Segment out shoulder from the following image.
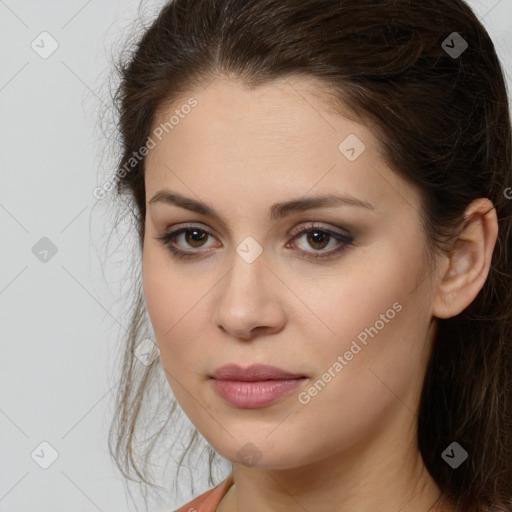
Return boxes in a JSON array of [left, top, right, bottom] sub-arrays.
[[173, 473, 234, 512]]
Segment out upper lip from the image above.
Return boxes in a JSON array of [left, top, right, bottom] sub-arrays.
[[211, 364, 306, 381]]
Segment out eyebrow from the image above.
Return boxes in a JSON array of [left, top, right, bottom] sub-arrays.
[[148, 190, 375, 220]]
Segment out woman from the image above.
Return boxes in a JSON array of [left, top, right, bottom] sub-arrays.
[[106, 0, 512, 510]]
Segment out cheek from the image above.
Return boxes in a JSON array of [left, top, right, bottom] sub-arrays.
[[142, 247, 184, 351], [142, 248, 171, 335], [312, 252, 415, 323], [298, 238, 430, 378], [286, 255, 430, 457], [142, 246, 210, 374]]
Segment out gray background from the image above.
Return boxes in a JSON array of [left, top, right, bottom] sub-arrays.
[[1, 0, 511, 510]]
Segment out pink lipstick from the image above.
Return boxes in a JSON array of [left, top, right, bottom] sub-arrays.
[[210, 364, 307, 408]]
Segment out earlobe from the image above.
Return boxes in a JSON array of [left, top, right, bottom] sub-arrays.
[[432, 198, 498, 320]]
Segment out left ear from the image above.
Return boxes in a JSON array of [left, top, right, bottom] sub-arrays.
[[432, 198, 499, 319]]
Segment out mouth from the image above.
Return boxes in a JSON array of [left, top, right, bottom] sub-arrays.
[[210, 363, 307, 381], [210, 364, 308, 408]]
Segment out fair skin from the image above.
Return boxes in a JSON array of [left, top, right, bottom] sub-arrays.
[[141, 75, 498, 512]]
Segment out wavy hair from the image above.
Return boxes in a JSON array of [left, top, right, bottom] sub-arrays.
[[104, 1, 512, 510]]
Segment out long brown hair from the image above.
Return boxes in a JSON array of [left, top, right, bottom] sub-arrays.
[[104, 0, 512, 510]]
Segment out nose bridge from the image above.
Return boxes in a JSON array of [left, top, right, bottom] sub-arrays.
[[214, 238, 285, 338], [223, 238, 268, 305]]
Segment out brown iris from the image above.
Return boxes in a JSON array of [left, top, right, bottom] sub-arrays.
[[185, 229, 208, 248], [306, 230, 330, 251]]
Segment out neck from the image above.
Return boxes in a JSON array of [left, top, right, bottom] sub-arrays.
[[217, 404, 448, 512]]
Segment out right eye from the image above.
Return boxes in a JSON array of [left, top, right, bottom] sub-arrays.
[[155, 225, 219, 259]]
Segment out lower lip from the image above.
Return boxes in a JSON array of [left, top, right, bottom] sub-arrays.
[[211, 378, 307, 408]]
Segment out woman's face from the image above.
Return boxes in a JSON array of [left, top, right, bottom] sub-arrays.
[[142, 75, 438, 470]]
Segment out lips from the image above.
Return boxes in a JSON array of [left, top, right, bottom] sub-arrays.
[[210, 364, 308, 408], [210, 363, 306, 381]]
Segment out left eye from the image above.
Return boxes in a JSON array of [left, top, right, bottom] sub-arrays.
[[292, 228, 342, 252], [155, 223, 354, 261]]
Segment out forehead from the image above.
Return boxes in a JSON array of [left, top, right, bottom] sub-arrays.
[[144, 75, 418, 217], [150, 75, 365, 154]]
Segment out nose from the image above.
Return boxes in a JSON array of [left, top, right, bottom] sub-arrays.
[[214, 250, 286, 341]]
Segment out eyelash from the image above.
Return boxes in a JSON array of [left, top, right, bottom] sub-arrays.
[[154, 223, 354, 262]]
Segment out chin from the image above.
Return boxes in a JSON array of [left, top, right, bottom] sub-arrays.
[[212, 436, 308, 470]]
